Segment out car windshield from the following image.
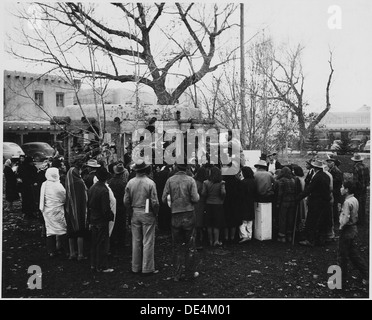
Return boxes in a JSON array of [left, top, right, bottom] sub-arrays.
[[4, 143, 21, 149]]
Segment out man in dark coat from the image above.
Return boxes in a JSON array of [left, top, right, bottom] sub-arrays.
[[153, 164, 172, 233], [351, 153, 370, 226], [298, 159, 331, 247], [3, 159, 19, 212], [326, 156, 343, 228], [83, 159, 101, 189], [267, 152, 283, 174], [108, 163, 128, 254], [87, 166, 115, 273]]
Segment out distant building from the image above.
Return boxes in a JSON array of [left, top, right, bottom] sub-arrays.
[[3, 69, 213, 161], [316, 105, 371, 148], [3, 70, 79, 146]]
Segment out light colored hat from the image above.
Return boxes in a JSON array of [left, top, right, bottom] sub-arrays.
[[86, 159, 101, 168], [254, 159, 268, 168], [351, 153, 364, 162], [310, 159, 324, 169]]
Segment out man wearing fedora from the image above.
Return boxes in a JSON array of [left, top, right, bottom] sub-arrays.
[[351, 153, 370, 225], [108, 163, 128, 254], [298, 159, 331, 247], [326, 155, 344, 229], [254, 159, 275, 203], [267, 152, 283, 175], [162, 163, 200, 281], [83, 159, 101, 189], [124, 160, 159, 275], [304, 159, 315, 188], [87, 166, 115, 273]]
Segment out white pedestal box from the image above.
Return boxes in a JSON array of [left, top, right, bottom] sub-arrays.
[[254, 202, 272, 240]]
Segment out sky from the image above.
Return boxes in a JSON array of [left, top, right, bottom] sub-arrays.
[[1, 0, 372, 114]]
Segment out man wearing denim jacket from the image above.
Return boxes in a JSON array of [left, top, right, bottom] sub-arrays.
[[162, 163, 200, 281], [124, 160, 159, 275]]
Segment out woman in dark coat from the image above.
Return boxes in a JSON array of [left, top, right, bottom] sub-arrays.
[[222, 172, 241, 243], [108, 163, 128, 254], [17, 156, 38, 219], [238, 166, 256, 243], [153, 165, 172, 233], [193, 166, 208, 248], [3, 159, 19, 211]]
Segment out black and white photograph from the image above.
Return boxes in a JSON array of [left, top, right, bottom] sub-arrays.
[[1, 0, 370, 303]]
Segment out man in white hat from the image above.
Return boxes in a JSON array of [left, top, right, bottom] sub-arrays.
[[351, 153, 370, 225], [254, 159, 275, 203], [298, 159, 331, 247], [83, 159, 101, 189]]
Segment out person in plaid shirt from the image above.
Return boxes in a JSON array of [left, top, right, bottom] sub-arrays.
[[351, 153, 370, 225]]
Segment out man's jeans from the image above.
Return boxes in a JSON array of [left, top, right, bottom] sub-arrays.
[[131, 211, 156, 273], [171, 211, 196, 280]]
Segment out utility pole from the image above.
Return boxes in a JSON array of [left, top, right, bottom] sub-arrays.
[[240, 3, 247, 149]]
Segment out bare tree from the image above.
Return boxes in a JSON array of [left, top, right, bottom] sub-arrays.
[[257, 44, 334, 151], [7, 2, 239, 106]]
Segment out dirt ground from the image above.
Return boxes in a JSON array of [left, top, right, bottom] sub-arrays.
[[2, 195, 369, 300]]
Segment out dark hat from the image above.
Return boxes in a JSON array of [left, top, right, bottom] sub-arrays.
[[260, 153, 267, 161], [95, 166, 111, 181], [113, 163, 125, 175], [305, 159, 313, 165], [51, 158, 62, 168], [176, 163, 187, 171], [326, 155, 337, 162], [24, 156, 34, 164], [132, 160, 151, 172]]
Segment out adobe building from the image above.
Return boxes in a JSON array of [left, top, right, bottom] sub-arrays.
[[3, 70, 215, 160], [3, 70, 78, 146]]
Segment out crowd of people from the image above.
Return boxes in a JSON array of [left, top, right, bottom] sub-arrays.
[[2, 144, 370, 287]]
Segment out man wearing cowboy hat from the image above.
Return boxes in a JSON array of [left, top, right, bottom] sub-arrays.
[[267, 152, 282, 175], [351, 153, 370, 225], [298, 159, 331, 247], [108, 163, 128, 254], [124, 160, 159, 275], [304, 158, 315, 188], [162, 162, 200, 281], [87, 166, 115, 273], [326, 155, 343, 227], [254, 159, 275, 203], [83, 159, 101, 189]]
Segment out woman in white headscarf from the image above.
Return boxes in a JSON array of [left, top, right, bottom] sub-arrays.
[[39, 167, 67, 257]]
